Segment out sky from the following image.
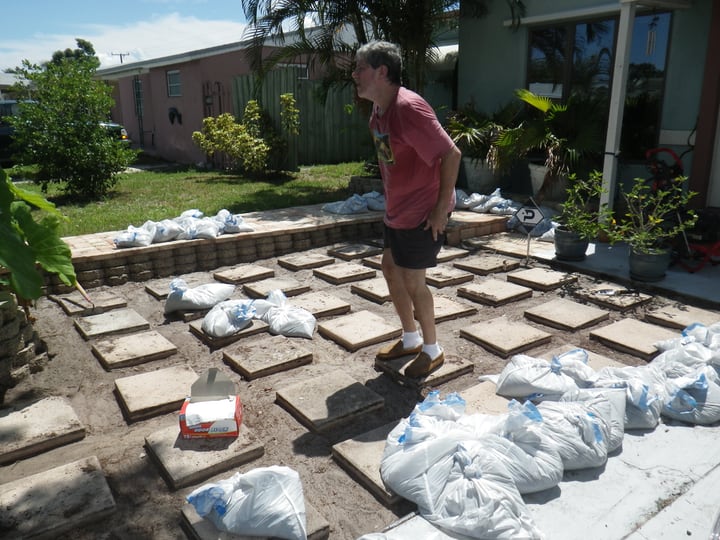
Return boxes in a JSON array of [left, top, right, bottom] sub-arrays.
[[0, 0, 251, 72]]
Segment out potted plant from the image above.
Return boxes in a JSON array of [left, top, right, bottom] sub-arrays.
[[494, 89, 606, 201], [554, 170, 612, 261], [604, 175, 698, 281], [445, 101, 520, 194]]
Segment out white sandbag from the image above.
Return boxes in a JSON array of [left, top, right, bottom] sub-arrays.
[[535, 400, 610, 470], [550, 348, 598, 387], [213, 209, 254, 233], [257, 290, 316, 338], [322, 194, 368, 214], [362, 191, 386, 211], [594, 365, 667, 430], [153, 218, 184, 242], [560, 388, 627, 452], [662, 367, 720, 425], [113, 224, 154, 247], [186, 466, 307, 540], [201, 299, 256, 338], [494, 354, 580, 400], [164, 278, 235, 314]]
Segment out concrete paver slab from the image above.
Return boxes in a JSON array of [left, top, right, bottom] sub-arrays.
[[437, 245, 469, 262], [453, 254, 522, 275], [313, 262, 377, 285], [458, 279, 532, 306], [243, 277, 310, 299], [425, 266, 474, 288], [460, 381, 511, 415], [328, 243, 383, 261], [0, 396, 85, 465], [645, 303, 720, 330], [362, 254, 383, 270], [575, 283, 652, 312], [317, 310, 401, 352], [275, 370, 384, 433], [524, 298, 609, 331], [373, 355, 474, 390], [331, 422, 401, 506], [114, 365, 197, 422], [74, 308, 150, 340], [145, 424, 264, 490], [351, 277, 391, 304], [589, 319, 679, 361], [507, 267, 577, 291], [278, 252, 335, 271], [431, 295, 478, 323], [223, 335, 313, 380], [460, 316, 552, 358], [181, 499, 330, 540], [0, 456, 115, 539], [189, 319, 269, 349], [51, 289, 127, 316], [213, 264, 275, 285], [91, 330, 177, 370], [367, 514, 455, 538], [540, 344, 626, 370], [292, 291, 351, 318]]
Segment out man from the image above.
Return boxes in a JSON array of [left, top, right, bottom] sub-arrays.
[[352, 41, 461, 377]]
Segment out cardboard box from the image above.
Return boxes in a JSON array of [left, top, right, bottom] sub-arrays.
[[179, 368, 243, 439]]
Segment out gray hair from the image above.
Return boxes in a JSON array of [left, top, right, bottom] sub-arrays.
[[356, 41, 402, 85]]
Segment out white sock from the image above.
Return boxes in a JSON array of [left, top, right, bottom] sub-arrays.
[[422, 343, 442, 359], [402, 331, 422, 349]]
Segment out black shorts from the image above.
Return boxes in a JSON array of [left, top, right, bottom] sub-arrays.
[[384, 221, 444, 269]]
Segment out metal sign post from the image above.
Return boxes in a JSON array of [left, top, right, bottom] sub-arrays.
[[513, 198, 544, 266]]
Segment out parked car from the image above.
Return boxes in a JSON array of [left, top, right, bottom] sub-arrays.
[[100, 121, 132, 145]]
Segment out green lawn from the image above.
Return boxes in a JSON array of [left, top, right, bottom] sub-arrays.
[[12, 161, 366, 237]]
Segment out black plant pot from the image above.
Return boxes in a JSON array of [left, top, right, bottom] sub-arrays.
[[628, 248, 672, 282], [554, 227, 589, 261]]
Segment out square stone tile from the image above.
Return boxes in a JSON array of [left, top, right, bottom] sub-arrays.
[[351, 277, 391, 304], [292, 291, 351, 318], [589, 319, 680, 361], [189, 319, 269, 349], [213, 264, 275, 284], [362, 254, 383, 270], [645, 303, 720, 330], [373, 354, 474, 390], [574, 283, 652, 312], [92, 330, 177, 370], [145, 424, 264, 490], [278, 252, 335, 271], [431, 295, 478, 323], [331, 422, 401, 506], [243, 277, 310, 299], [0, 397, 86, 465], [425, 266, 474, 288], [461, 382, 512, 415], [0, 456, 115, 539], [457, 279, 532, 306], [74, 308, 150, 340], [181, 500, 329, 540], [540, 344, 626, 371], [275, 370, 384, 433], [313, 262, 377, 285], [437, 245, 469, 262], [145, 276, 205, 300], [506, 268, 577, 291], [524, 298, 609, 331], [318, 310, 401, 352], [114, 365, 198, 423], [223, 335, 313, 380], [328, 243, 383, 261], [460, 316, 552, 358], [453, 254, 522, 275], [51, 289, 127, 316]]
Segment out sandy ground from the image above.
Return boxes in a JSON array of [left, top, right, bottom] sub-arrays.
[[1, 246, 653, 540]]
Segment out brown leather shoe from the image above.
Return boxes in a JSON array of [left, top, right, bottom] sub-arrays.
[[376, 339, 423, 360], [404, 351, 445, 378]]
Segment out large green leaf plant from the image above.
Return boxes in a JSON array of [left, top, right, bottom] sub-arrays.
[[0, 168, 86, 308]]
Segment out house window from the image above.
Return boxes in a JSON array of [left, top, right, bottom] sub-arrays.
[[526, 12, 672, 160], [166, 70, 182, 97]]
